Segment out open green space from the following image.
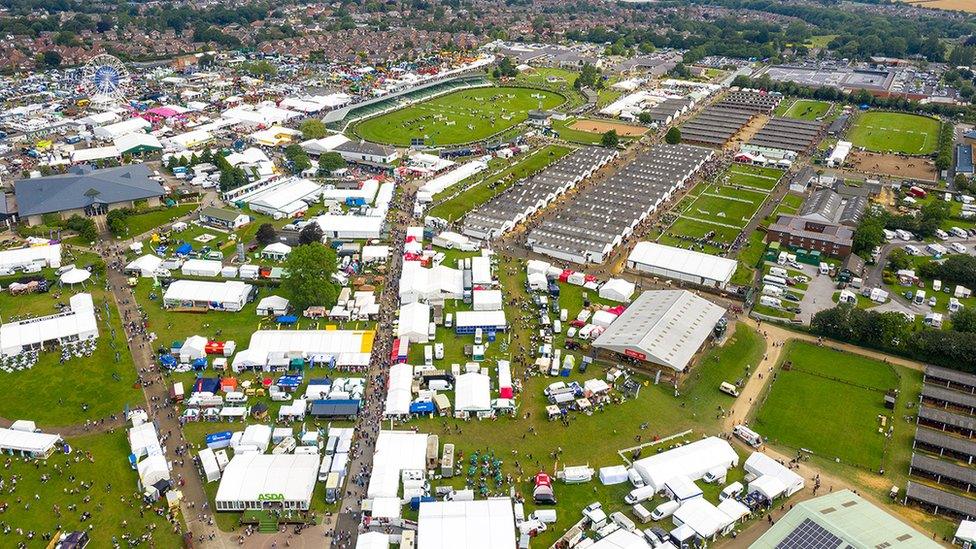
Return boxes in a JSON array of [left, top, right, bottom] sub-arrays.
[[550, 117, 606, 145], [511, 67, 586, 110], [846, 111, 940, 155], [350, 87, 565, 147], [681, 185, 766, 229], [0, 252, 144, 427], [1, 430, 181, 548], [428, 144, 573, 222], [122, 203, 198, 239], [753, 341, 901, 470], [725, 164, 785, 192], [782, 99, 831, 121]]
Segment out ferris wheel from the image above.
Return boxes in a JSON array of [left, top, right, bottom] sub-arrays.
[[80, 54, 130, 105]]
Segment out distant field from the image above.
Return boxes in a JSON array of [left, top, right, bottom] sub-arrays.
[[350, 86, 564, 146], [901, 0, 976, 12], [783, 99, 831, 121], [847, 111, 940, 155], [754, 342, 899, 470]]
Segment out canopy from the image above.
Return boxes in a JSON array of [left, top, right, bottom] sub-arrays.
[[598, 465, 629, 485], [455, 372, 491, 413]]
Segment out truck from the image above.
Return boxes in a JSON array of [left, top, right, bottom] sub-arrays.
[[733, 424, 763, 447], [325, 472, 341, 503]]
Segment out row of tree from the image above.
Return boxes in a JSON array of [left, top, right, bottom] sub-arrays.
[[811, 305, 976, 371]]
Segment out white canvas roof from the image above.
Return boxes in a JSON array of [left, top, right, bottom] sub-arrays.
[[417, 498, 516, 549], [262, 242, 292, 255], [472, 289, 502, 311], [0, 243, 61, 270], [599, 465, 629, 485], [357, 532, 391, 549], [181, 259, 223, 277], [399, 262, 464, 303], [256, 295, 289, 313], [215, 454, 319, 506], [716, 498, 750, 523], [164, 280, 252, 306], [314, 214, 384, 239], [419, 160, 487, 195], [744, 452, 804, 497], [367, 431, 429, 499], [632, 437, 738, 491], [455, 372, 491, 412], [628, 242, 736, 286], [454, 310, 507, 329], [588, 529, 650, 549], [384, 363, 413, 417], [128, 422, 161, 457], [236, 330, 373, 368], [672, 497, 732, 538], [0, 301, 98, 357], [0, 427, 60, 455], [137, 454, 170, 486], [397, 302, 431, 343], [749, 474, 787, 500], [599, 278, 636, 303], [593, 290, 725, 372], [125, 254, 163, 277], [369, 498, 402, 520], [471, 256, 492, 285]]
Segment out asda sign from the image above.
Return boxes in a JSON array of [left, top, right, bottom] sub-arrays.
[[258, 493, 285, 502]]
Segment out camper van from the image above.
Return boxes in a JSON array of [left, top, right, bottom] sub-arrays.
[[732, 425, 763, 447], [474, 328, 483, 345], [650, 500, 681, 521], [530, 510, 557, 524], [914, 290, 926, 305], [759, 295, 782, 309], [445, 314, 453, 328], [624, 485, 656, 505], [719, 382, 739, 397], [424, 346, 433, 366], [428, 322, 436, 339], [769, 266, 788, 278], [434, 343, 444, 360], [951, 242, 968, 254], [762, 275, 787, 288]]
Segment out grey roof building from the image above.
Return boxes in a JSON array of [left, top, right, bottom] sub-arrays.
[[14, 164, 164, 222]]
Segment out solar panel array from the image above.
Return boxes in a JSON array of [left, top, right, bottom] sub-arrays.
[[775, 518, 847, 549]]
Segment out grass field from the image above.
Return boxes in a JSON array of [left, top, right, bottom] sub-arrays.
[[1, 431, 181, 548], [511, 67, 586, 110], [725, 164, 785, 192], [0, 252, 144, 427], [782, 99, 831, 121], [122, 203, 198, 239], [550, 117, 607, 145], [754, 341, 900, 470], [351, 87, 564, 147], [427, 145, 573, 221], [847, 111, 940, 155]]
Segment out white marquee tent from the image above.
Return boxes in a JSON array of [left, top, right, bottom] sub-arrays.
[[397, 302, 431, 343], [125, 254, 163, 277], [455, 372, 491, 414], [367, 431, 429, 499], [632, 437, 738, 492], [384, 363, 413, 417], [214, 453, 320, 511], [417, 498, 517, 549]]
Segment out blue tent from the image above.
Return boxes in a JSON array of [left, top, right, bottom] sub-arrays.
[[160, 355, 177, 368], [206, 431, 233, 449], [277, 375, 302, 389], [308, 378, 332, 386], [192, 377, 220, 394], [410, 401, 435, 414], [175, 242, 192, 255], [410, 496, 435, 510], [276, 315, 297, 325], [192, 358, 208, 370]]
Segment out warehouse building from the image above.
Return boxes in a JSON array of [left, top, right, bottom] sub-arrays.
[[743, 117, 825, 158], [13, 164, 164, 225], [626, 242, 737, 289], [462, 147, 616, 239], [765, 187, 867, 258], [593, 290, 725, 372], [334, 141, 399, 168], [753, 489, 938, 549], [527, 144, 713, 264], [214, 453, 320, 511]]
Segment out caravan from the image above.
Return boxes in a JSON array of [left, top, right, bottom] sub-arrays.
[[733, 425, 763, 447]]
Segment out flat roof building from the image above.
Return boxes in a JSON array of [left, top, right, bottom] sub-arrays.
[[627, 242, 737, 289]]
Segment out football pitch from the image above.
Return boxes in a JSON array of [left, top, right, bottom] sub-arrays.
[[754, 342, 900, 470], [846, 111, 940, 155], [350, 86, 564, 146]]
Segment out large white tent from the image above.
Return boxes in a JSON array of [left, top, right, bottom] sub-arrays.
[[181, 259, 223, 277], [128, 422, 162, 458], [0, 294, 99, 357], [627, 242, 737, 289], [593, 290, 725, 372], [672, 497, 734, 540], [455, 372, 491, 414], [384, 363, 413, 417], [472, 290, 502, 311], [399, 262, 464, 304], [419, 160, 487, 195], [744, 452, 804, 498], [0, 427, 61, 459], [137, 454, 171, 487], [0, 243, 61, 270], [632, 437, 738, 492], [417, 498, 517, 549], [588, 529, 653, 549], [397, 302, 431, 343], [367, 431, 429, 499], [232, 329, 373, 371], [356, 532, 391, 549], [214, 454, 319, 511], [163, 280, 253, 311], [599, 278, 636, 303]]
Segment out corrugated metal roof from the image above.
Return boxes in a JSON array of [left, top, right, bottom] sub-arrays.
[[14, 164, 163, 217]]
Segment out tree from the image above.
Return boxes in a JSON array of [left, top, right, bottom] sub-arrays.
[[600, 130, 619, 149], [318, 152, 347, 175], [664, 127, 681, 145], [852, 208, 886, 257], [255, 223, 276, 245], [298, 223, 324, 245], [638, 112, 653, 125], [299, 120, 328, 140], [887, 248, 912, 271], [39, 51, 62, 67], [953, 308, 976, 334], [281, 243, 339, 311], [284, 144, 312, 174]]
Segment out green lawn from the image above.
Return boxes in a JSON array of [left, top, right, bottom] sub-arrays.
[[680, 324, 766, 417], [550, 117, 606, 145], [0, 254, 144, 427], [511, 67, 586, 110], [350, 87, 565, 147], [846, 111, 940, 155], [725, 165, 785, 192], [427, 144, 573, 222], [0, 430, 181, 548], [680, 185, 766, 229], [122, 203, 198, 239], [783, 99, 831, 121], [753, 341, 901, 470]]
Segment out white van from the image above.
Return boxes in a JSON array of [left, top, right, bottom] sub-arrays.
[[445, 313, 453, 328], [769, 266, 788, 278], [428, 322, 436, 339], [720, 481, 744, 501], [951, 242, 968, 254], [424, 345, 433, 366], [914, 290, 926, 305], [474, 328, 483, 345], [434, 343, 444, 360], [628, 468, 645, 488], [719, 382, 739, 397], [530, 509, 557, 524], [650, 500, 681, 521], [624, 485, 656, 505]]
